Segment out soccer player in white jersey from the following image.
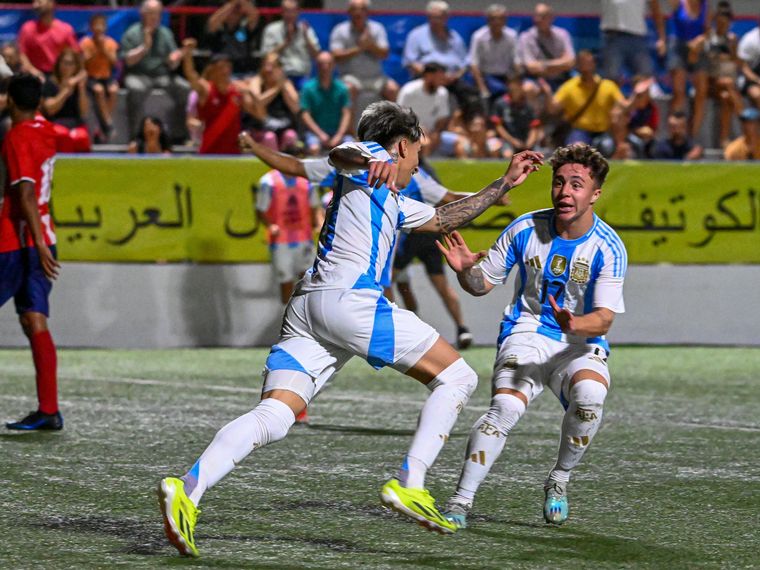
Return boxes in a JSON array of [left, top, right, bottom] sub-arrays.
[[436, 143, 627, 528], [157, 101, 543, 556]]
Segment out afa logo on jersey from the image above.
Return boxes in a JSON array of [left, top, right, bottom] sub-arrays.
[[549, 254, 567, 276], [570, 258, 591, 284]]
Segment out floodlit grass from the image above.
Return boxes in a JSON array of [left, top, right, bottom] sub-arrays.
[[1, 347, 758, 569]]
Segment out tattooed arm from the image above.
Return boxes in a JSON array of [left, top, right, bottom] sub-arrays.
[[436, 232, 494, 296], [413, 150, 543, 233]]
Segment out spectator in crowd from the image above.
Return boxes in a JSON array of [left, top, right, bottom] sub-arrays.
[[41, 48, 91, 153], [0, 57, 12, 80], [397, 62, 451, 154], [439, 104, 503, 159], [548, 50, 648, 158], [120, 0, 189, 141], [490, 75, 543, 158], [517, 3, 575, 92], [300, 51, 352, 156], [260, 0, 320, 88], [600, 0, 666, 83], [205, 0, 263, 77], [18, 0, 79, 80], [246, 52, 300, 152], [330, 0, 398, 112], [182, 38, 252, 155], [185, 91, 203, 148], [468, 4, 520, 101], [690, 1, 742, 148], [737, 12, 760, 109], [1, 43, 22, 76], [652, 110, 704, 159], [128, 115, 172, 154], [80, 14, 119, 142], [667, 0, 710, 139], [724, 107, 760, 160], [624, 75, 660, 158]]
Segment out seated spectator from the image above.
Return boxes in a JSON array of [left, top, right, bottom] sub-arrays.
[[80, 14, 119, 142], [724, 107, 760, 160], [397, 62, 451, 154], [624, 76, 660, 158], [667, 0, 709, 139], [41, 49, 91, 153], [330, 0, 398, 111], [600, 0, 666, 83], [517, 3, 576, 92], [1, 42, 22, 75], [182, 38, 252, 155], [246, 52, 300, 152], [120, 0, 189, 141], [549, 51, 650, 158], [205, 0, 263, 77], [489, 75, 543, 157], [737, 12, 760, 109], [300, 52, 352, 156], [128, 115, 172, 154], [186, 90, 203, 148], [468, 4, 520, 101], [690, 1, 742, 148], [260, 0, 320, 88], [439, 105, 504, 159], [18, 0, 79, 80], [652, 110, 704, 160], [403, 1, 475, 106]]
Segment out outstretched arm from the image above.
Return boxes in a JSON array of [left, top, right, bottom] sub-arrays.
[[238, 131, 307, 178], [436, 231, 494, 296], [415, 150, 543, 233]]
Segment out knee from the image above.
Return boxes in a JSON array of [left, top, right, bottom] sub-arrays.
[[92, 83, 104, 95], [568, 379, 608, 412], [486, 392, 526, 435], [430, 358, 478, 402], [19, 313, 46, 337]]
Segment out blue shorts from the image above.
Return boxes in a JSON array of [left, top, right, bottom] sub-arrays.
[[0, 246, 56, 316]]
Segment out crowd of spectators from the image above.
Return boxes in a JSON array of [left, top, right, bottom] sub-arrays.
[[2, 0, 760, 161]]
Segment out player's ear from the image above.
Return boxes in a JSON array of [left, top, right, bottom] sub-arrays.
[[398, 137, 408, 159], [590, 187, 602, 204]]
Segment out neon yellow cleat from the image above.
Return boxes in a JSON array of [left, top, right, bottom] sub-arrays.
[[157, 477, 200, 557], [380, 479, 457, 535]]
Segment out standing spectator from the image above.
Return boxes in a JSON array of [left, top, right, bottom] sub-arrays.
[[724, 107, 760, 160], [300, 52, 352, 156], [600, 0, 666, 83], [490, 75, 543, 157], [41, 49, 91, 153], [397, 62, 451, 154], [247, 52, 300, 152], [469, 4, 520, 100], [205, 0, 263, 77], [260, 0, 320, 88], [737, 13, 760, 109], [119, 0, 189, 141], [624, 76, 660, 158], [255, 166, 322, 304], [17, 0, 79, 80], [80, 14, 119, 142], [652, 110, 704, 159], [690, 1, 742, 148], [182, 38, 251, 155], [667, 0, 710, 139], [1, 42, 23, 76], [517, 3, 576, 92], [128, 115, 172, 155], [330, 0, 398, 110]]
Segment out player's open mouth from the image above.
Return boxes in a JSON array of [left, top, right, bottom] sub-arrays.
[[556, 204, 574, 213]]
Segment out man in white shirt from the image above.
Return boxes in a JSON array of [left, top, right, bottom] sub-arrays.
[[469, 4, 520, 99], [397, 62, 451, 153], [260, 0, 320, 87], [738, 21, 760, 109]]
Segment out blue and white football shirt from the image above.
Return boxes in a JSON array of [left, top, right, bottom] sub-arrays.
[[479, 209, 627, 352]]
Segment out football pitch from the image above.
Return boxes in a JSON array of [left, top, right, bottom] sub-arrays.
[[1, 346, 758, 569]]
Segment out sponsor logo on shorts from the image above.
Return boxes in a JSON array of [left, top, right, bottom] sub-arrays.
[[477, 421, 501, 437], [570, 257, 590, 283], [575, 407, 598, 422], [503, 355, 519, 370], [550, 254, 567, 276], [588, 355, 608, 366]]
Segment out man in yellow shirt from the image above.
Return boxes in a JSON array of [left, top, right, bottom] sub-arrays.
[[549, 50, 648, 157], [724, 107, 760, 161]]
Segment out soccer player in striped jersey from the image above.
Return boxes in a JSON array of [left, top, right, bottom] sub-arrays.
[[158, 101, 543, 556], [437, 143, 627, 528]]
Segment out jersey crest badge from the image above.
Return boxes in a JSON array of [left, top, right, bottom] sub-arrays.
[[570, 258, 590, 283], [549, 254, 567, 276]]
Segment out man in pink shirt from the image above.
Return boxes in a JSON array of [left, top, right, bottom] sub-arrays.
[[18, 0, 79, 78]]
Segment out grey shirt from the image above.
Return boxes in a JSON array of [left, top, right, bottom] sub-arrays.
[[469, 25, 519, 77], [120, 23, 178, 78], [261, 20, 320, 77], [329, 19, 389, 80]]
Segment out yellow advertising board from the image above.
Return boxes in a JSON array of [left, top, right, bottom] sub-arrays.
[[51, 157, 760, 263]]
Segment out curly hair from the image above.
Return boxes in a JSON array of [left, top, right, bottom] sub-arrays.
[[549, 143, 609, 187]]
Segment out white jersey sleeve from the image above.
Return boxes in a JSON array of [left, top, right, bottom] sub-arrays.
[[397, 194, 436, 231], [255, 172, 274, 212], [592, 241, 627, 314], [478, 216, 534, 285], [414, 168, 448, 205], [329, 141, 392, 176], [303, 158, 336, 187]]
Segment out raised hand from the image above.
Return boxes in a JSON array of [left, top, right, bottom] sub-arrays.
[[436, 231, 487, 273], [367, 158, 398, 191], [238, 130, 256, 153], [503, 150, 543, 187]]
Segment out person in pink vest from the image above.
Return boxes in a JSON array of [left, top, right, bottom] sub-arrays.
[[255, 168, 323, 305]]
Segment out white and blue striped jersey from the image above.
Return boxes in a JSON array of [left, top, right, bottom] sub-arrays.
[[479, 209, 627, 352], [299, 141, 436, 292]]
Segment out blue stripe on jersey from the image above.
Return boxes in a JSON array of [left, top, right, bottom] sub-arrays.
[[583, 248, 605, 314], [497, 226, 533, 345], [367, 295, 395, 369], [378, 231, 398, 288], [536, 238, 579, 341], [352, 184, 389, 290], [319, 169, 337, 188], [595, 222, 626, 278], [315, 175, 345, 271], [364, 141, 385, 154], [401, 176, 422, 202], [266, 345, 309, 374]]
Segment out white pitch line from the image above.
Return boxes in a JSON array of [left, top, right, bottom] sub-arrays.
[[672, 421, 760, 433]]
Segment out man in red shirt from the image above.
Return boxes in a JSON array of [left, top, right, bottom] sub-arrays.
[[1, 74, 63, 431], [18, 0, 79, 79]]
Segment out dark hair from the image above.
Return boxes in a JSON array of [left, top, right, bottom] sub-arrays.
[[422, 61, 446, 74], [716, 0, 732, 18], [53, 47, 83, 82], [7, 73, 42, 111], [89, 13, 106, 25], [357, 101, 423, 149], [549, 143, 609, 187], [134, 115, 171, 153], [670, 110, 688, 120]]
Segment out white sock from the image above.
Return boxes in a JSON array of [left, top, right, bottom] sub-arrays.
[[453, 393, 526, 505], [547, 380, 607, 485], [398, 358, 477, 489], [181, 398, 295, 505]]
